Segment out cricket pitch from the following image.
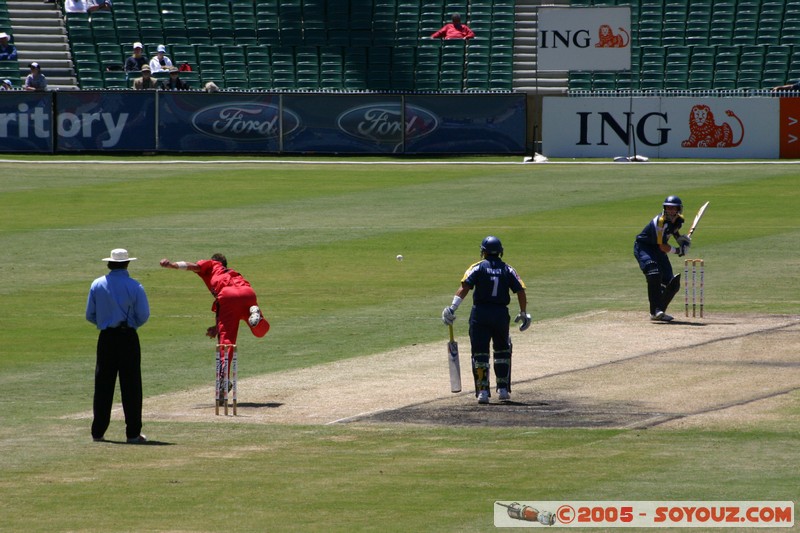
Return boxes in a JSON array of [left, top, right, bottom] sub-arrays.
[[71, 311, 800, 430]]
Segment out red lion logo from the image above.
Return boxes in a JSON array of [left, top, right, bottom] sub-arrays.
[[681, 105, 744, 148], [595, 25, 629, 48]]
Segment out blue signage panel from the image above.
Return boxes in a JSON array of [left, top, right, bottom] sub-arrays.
[[283, 94, 403, 154], [0, 92, 53, 152], [55, 91, 156, 151], [404, 94, 527, 154], [158, 93, 281, 152], [1, 92, 527, 155]]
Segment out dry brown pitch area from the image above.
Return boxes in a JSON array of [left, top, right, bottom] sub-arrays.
[[117, 311, 799, 430]]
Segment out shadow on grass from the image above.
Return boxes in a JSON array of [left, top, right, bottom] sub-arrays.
[[93, 439, 175, 446]]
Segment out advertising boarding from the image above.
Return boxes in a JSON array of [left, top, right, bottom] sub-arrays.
[[283, 94, 404, 153], [56, 92, 156, 151], [283, 94, 526, 154], [404, 94, 526, 154], [0, 93, 52, 152], [537, 7, 631, 71], [543, 97, 779, 159], [158, 93, 282, 152]]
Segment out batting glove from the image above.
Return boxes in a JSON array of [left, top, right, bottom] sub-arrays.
[[514, 312, 532, 331], [442, 306, 456, 326]]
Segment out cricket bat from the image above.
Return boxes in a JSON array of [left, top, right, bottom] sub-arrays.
[[686, 201, 710, 238], [447, 324, 462, 393]]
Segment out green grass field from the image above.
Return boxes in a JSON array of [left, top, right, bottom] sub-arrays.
[[0, 159, 797, 531]]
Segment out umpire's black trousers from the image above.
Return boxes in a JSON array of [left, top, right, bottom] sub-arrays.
[[91, 326, 143, 440]]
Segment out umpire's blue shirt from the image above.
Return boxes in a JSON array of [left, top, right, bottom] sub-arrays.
[[86, 270, 150, 330]]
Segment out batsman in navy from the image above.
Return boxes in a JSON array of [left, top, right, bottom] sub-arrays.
[[442, 236, 531, 404], [634, 196, 691, 322]]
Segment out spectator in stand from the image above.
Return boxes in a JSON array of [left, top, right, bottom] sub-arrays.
[[772, 80, 800, 92], [24, 62, 47, 91], [204, 81, 219, 92], [1, 78, 12, 90], [132, 65, 159, 89], [87, 0, 112, 13], [0, 32, 18, 61], [149, 44, 173, 73], [124, 42, 147, 72], [431, 13, 475, 40], [65, 0, 89, 12], [161, 66, 189, 90]]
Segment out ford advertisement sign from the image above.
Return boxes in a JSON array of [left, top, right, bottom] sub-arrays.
[[159, 93, 284, 152], [336, 103, 439, 145], [0, 91, 527, 154], [283, 94, 524, 154]]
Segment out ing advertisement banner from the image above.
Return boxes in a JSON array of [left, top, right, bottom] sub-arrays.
[[537, 7, 632, 71], [543, 96, 783, 159]]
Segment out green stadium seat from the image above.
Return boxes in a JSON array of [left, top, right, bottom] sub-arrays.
[[72, 43, 98, 59], [79, 76, 105, 89], [248, 71, 273, 90], [732, 28, 756, 46], [713, 78, 736, 90], [103, 70, 129, 89], [616, 71, 639, 90], [415, 78, 438, 91], [589, 71, 613, 89], [437, 78, 462, 91], [736, 75, 762, 90], [199, 72, 223, 88], [247, 44, 271, 63], [0, 59, 20, 77], [569, 71, 592, 91], [688, 70, 713, 89], [640, 78, 663, 91]]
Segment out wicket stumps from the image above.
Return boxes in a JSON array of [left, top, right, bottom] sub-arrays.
[[684, 259, 705, 318], [215, 344, 238, 416]]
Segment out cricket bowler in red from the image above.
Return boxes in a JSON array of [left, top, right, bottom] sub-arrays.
[[160, 254, 270, 348]]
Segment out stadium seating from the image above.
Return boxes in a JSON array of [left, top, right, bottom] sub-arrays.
[[61, 0, 514, 92], [61, 0, 800, 93], [569, 0, 800, 93]]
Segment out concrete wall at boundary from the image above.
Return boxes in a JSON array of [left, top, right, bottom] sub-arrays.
[[0, 91, 527, 155], [543, 96, 800, 159]]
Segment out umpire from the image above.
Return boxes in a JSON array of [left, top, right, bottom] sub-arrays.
[[442, 236, 531, 404], [86, 248, 150, 444]]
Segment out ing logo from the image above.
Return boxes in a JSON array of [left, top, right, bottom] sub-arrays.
[[681, 104, 744, 148], [595, 24, 629, 48]]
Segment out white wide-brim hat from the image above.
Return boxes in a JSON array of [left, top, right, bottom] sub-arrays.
[[102, 248, 137, 262]]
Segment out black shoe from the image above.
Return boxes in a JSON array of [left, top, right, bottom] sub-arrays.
[[126, 434, 147, 444]]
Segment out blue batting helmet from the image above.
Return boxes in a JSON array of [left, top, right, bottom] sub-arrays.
[[480, 236, 503, 257], [663, 195, 683, 213]]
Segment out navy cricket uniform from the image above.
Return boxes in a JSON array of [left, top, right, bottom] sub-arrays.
[[462, 256, 526, 394], [634, 212, 684, 315]]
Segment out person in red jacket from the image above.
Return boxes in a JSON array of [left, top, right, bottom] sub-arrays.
[[159, 253, 270, 346], [431, 13, 475, 40]]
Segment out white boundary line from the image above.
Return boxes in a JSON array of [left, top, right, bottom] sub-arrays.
[[3, 158, 800, 166]]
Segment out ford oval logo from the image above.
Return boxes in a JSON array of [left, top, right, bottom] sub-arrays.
[[337, 104, 439, 143], [191, 103, 300, 141]]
